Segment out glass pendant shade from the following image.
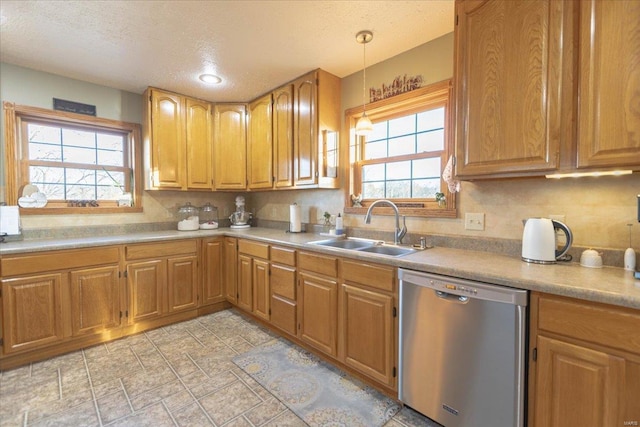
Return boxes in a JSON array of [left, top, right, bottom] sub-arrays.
[[355, 112, 373, 135]]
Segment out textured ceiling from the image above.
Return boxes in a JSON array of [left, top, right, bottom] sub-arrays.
[[0, 0, 454, 102]]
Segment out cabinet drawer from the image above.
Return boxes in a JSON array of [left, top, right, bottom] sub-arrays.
[[271, 264, 296, 300], [342, 259, 396, 292], [271, 246, 296, 266], [125, 240, 197, 260], [299, 251, 338, 277], [1, 247, 120, 276], [238, 239, 269, 259], [537, 293, 640, 355], [271, 295, 297, 336]]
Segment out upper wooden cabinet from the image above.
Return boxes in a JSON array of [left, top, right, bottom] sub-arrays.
[[576, 0, 640, 168], [144, 88, 213, 190], [454, 0, 571, 178], [247, 94, 274, 190], [273, 85, 294, 188], [293, 70, 341, 188], [214, 104, 247, 190], [454, 0, 640, 179]]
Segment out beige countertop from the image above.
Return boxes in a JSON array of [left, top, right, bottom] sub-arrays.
[[2, 226, 639, 310]]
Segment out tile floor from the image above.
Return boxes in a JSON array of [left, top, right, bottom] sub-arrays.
[[0, 309, 438, 427]]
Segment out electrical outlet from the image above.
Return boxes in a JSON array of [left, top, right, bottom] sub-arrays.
[[465, 213, 485, 231], [549, 214, 566, 223]]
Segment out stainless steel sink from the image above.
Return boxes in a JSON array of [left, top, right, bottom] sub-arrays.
[[308, 237, 378, 250], [308, 237, 419, 257], [359, 245, 417, 257]]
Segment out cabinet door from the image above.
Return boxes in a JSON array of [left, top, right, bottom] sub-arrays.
[[202, 238, 224, 306], [70, 266, 121, 337], [454, 0, 569, 177], [299, 271, 338, 356], [252, 259, 270, 321], [224, 237, 238, 304], [167, 255, 198, 313], [214, 104, 247, 190], [185, 98, 213, 189], [342, 284, 394, 387], [248, 94, 273, 189], [534, 335, 624, 427], [293, 72, 317, 186], [150, 89, 185, 188], [1, 274, 64, 354], [237, 254, 253, 312], [273, 85, 294, 188], [127, 260, 164, 323], [576, 0, 640, 168]]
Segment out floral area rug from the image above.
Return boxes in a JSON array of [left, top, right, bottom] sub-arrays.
[[232, 338, 400, 427]]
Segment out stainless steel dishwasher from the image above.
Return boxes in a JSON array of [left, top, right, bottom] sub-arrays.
[[398, 269, 528, 427]]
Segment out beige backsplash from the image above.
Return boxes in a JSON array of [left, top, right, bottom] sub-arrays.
[[18, 174, 639, 253]]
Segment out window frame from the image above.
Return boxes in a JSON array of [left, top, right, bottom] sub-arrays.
[[3, 102, 143, 214], [344, 79, 456, 218]]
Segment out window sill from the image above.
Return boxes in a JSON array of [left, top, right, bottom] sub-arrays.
[[344, 206, 457, 219], [19, 206, 143, 215]]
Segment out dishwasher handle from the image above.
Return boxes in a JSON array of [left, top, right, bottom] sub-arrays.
[[435, 290, 469, 303]]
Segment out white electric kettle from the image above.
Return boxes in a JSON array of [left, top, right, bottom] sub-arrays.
[[522, 218, 573, 264]]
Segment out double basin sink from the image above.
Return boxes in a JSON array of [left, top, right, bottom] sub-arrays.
[[308, 237, 420, 257]]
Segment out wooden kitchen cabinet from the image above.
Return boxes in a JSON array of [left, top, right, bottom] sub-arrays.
[[224, 237, 238, 304], [126, 259, 165, 323], [454, 0, 572, 178], [298, 251, 339, 357], [237, 239, 270, 320], [454, 0, 640, 179], [528, 292, 640, 427], [1, 273, 65, 354], [201, 238, 225, 306], [247, 94, 273, 190], [293, 70, 341, 188], [340, 259, 397, 389], [70, 265, 121, 337], [214, 104, 247, 190], [124, 240, 198, 323], [270, 246, 297, 336], [273, 84, 294, 188], [0, 246, 121, 364], [144, 87, 213, 190], [576, 0, 640, 169]]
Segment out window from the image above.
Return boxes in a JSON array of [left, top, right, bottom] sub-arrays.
[[345, 80, 456, 217], [3, 102, 142, 213]]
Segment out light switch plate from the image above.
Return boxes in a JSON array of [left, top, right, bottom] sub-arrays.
[[465, 213, 485, 231]]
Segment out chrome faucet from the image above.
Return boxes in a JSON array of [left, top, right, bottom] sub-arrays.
[[364, 199, 407, 245]]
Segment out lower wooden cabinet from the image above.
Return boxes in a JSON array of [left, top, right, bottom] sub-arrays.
[[237, 254, 254, 312], [529, 292, 640, 427], [224, 237, 238, 304], [341, 259, 397, 389], [126, 260, 164, 323], [167, 255, 198, 312], [201, 238, 225, 306], [70, 266, 121, 336], [270, 245, 297, 336], [1, 273, 65, 354], [252, 258, 270, 320], [237, 239, 270, 319]]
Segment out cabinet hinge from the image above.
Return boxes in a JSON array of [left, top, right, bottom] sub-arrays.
[[124, 270, 128, 278], [126, 310, 129, 317], [393, 307, 397, 317], [0, 288, 2, 298], [120, 311, 123, 319], [0, 338, 3, 346], [455, 14, 458, 25], [393, 367, 396, 377], [298, 323, 301, 330], [532, 347, 537, 362], [149, 95, 152, 101], [269, 308, 271, 315]]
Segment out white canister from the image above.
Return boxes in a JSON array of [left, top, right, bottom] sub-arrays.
[[624, 247, 636, 271]]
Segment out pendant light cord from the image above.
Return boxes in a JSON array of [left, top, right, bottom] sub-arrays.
[[362, 40, 367, 114]]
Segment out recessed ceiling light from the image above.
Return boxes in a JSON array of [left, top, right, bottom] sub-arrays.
[[199, 74, 222, 84]]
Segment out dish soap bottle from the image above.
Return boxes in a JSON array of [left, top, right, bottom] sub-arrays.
[[335, 213, 344, 235]]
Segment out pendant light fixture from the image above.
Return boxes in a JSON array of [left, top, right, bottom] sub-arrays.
[[355, 30, 373, 136]]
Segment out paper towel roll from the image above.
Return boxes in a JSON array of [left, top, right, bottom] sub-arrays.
[[290, 204, 301, 232]]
